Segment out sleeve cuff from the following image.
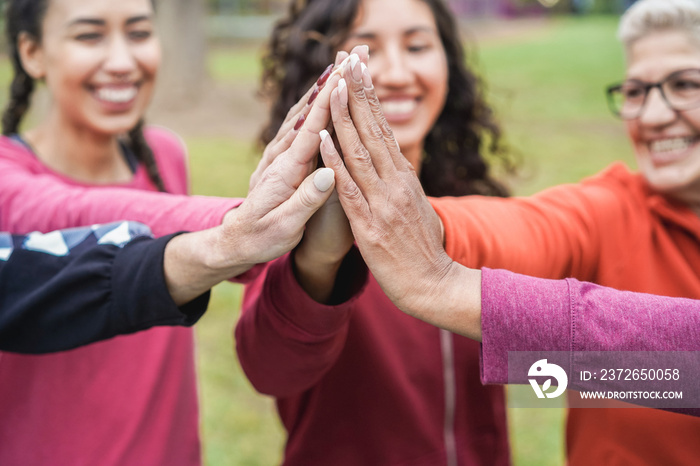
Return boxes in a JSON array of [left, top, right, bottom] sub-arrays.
[[263, 248, 369, 336], [112, 233, 209, 332], [479, 267, 572, 385]]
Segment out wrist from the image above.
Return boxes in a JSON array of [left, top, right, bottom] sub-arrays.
[[408, 258, 482, 341], [295, 242, 348, 269], [292, 246, 346, 304]]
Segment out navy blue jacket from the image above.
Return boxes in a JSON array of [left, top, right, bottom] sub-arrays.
[[0, 222, 208, 354]]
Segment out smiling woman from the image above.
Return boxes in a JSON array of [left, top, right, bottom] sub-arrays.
[[5, 0, 163, 186], [0, 0, 350, 463], [235, 0, 513, 465]]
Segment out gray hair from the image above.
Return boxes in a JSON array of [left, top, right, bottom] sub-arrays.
[[619, 0, 700, 48]]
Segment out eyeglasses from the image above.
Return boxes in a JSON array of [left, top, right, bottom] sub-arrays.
[[606, 69, 700, 120]]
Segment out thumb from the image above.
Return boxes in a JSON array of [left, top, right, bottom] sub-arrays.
[[274, 167, 336, 227]]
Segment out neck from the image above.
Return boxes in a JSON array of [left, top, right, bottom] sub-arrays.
[[664, 184, 700, 218], [24, 108, 133, 184]]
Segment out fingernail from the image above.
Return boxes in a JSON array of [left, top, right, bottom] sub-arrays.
[[313, 167, 335, 192], [294, 113, 306, 131], [307, 87, 319, 105], [361, 63, 372, 89], [317, 64, 334, 86], [350, 54, 362, 82], [338, 79, 348, 106], [320, 129, 334, 153]]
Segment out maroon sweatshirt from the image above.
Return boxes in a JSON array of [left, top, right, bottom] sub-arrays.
[[236, 250, 510, 466]]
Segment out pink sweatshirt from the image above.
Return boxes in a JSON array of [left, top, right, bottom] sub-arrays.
[[0, 129, 239, 466], [480, 267, 700, 416]]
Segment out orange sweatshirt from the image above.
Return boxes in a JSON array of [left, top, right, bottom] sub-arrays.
[[431, 163, 700, 465]]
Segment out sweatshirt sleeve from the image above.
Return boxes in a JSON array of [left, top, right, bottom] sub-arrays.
[[479, 267, 700, 385], [0, 139, 268, 283], [235, 248, 369, 397], [0, 152, 241, 237], [429, 172, 633, 281], [0, 226, 208, 354]]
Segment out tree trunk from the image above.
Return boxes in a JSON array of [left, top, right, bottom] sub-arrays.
[[155, 0, 208, 105]]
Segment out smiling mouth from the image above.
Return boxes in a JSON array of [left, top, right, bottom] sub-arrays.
[[93, 86, 139, 104], [647, 137, 698, 165], [381, 100, 418, 119]]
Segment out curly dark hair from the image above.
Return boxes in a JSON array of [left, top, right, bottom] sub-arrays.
[[259, 0, 512, 197], [2, 0, 167, 192]]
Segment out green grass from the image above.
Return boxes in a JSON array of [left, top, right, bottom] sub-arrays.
[[209, 45, 264, 84], [189, 15, 637, 466]]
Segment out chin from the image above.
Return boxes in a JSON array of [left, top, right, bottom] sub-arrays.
[[91, 116, 144, 136]]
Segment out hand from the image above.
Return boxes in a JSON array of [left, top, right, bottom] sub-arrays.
[[163, 68, 344, 305], [318, 55, 482, 339], [249, 51, 349, 193], [218, 62, 343, 268], [291, 47, 370, 303]]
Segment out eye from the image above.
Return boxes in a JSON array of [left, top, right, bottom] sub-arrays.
[[621, 85, 645, 100], [669, 79, 700, 92], [75, 32, 103, 42], [128, 29, 153, 41], [407, 43, 430, 53]]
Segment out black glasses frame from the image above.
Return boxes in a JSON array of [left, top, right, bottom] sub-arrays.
[[606, 68, 700, 120]]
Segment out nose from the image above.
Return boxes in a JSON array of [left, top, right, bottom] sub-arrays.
[[103, 34, 137, 75], [638, 87, 678, 127], [373, 45, 412, 88]]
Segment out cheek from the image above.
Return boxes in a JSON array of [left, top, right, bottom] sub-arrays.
[[136, 42, 162, 79], [420, 52, 448, 102], [625, 120, 643, 149], [44, 45, 98, 87], [421, 60, 448, 120]]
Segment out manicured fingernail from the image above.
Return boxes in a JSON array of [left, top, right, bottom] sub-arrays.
[[307, 87, 319, 105], [338, 79, 348, 106], [350, 54, 362, 82], [317, 64, 334, 86], [294, 113, 306, 131], [320, 129, 334, 153], [361, 63, 372, 89], [314, 167, 335, 192]]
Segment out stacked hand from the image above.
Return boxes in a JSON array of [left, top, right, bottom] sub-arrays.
[[165, 62, 344, 304], [315, 47, 483, 339], [214, 45, 482, 339]]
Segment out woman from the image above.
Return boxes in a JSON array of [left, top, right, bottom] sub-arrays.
[[0, 0, 341, 464], [236, 0, 513, 464], [320, 0, 700, 464]]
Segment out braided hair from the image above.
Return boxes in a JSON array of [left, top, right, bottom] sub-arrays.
[[260, 0, 514, 198], [2, 0, 167, 192]]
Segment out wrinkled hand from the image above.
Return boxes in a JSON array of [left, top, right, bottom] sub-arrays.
[[287, 47, 369, 303], [212, 66, 344, 270], [318, 54, 482, 338], [249, 51, 347, 193]]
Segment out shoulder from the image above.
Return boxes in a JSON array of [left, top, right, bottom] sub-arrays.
[[0, 135, 46, 173], [143, 126, 190, 194], [531, 162, 641, 208], [143, 126, 188, 162], [0, 135, 34, 161]]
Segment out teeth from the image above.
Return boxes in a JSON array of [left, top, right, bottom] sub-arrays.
[[649, 137, 695, 154], [96, 87, 137, 103], [381, 100, 416, 116]]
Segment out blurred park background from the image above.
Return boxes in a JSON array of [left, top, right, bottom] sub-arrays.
[[0, 0, 637, 464]]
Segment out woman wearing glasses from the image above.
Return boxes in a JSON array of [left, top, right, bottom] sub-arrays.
[[314, 0, 700, 464]]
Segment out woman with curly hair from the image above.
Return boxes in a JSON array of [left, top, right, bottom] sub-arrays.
[[236, 0, 513, 464]]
